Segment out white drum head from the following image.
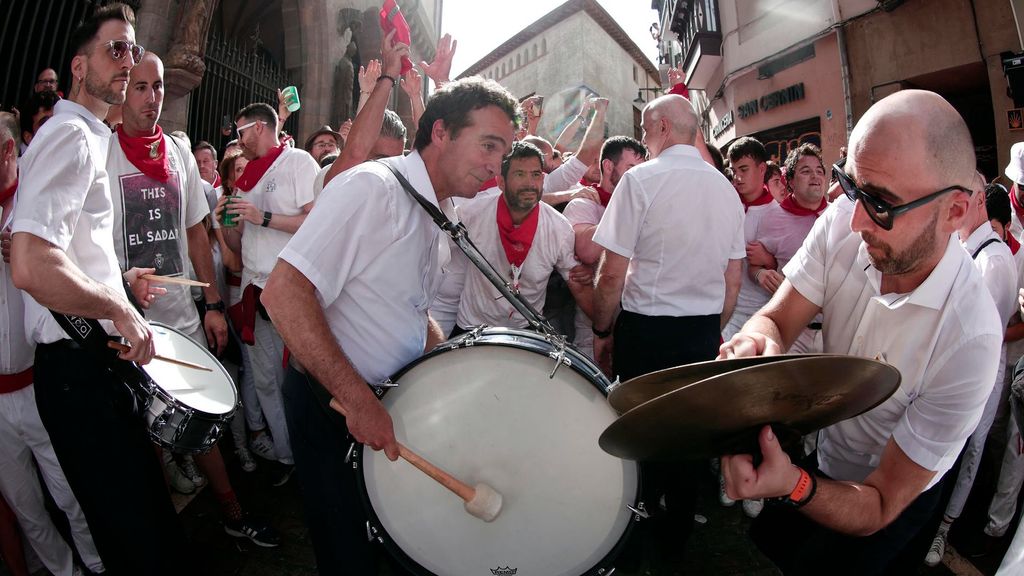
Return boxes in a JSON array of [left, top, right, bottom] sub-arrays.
[[146, 323, 236, 416], [362, 339, 637, 576]]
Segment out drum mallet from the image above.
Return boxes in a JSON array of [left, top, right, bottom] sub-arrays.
[[328, 398, 502, 522]]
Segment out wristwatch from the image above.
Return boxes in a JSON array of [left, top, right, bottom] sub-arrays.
[[205, 301, 226, 313], [767, 466, 817, 508]]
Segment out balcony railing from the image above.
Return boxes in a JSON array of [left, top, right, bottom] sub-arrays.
[[669, 0, 722, 89]]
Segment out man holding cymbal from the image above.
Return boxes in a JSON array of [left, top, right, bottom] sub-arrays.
[[719, 90, 1002, 575]]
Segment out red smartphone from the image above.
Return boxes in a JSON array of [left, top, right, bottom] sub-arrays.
[[379, 0, 414, 75]]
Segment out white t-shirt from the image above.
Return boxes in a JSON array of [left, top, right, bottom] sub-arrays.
[[785, 197, 1003, 489], [593, 144, 745, 317], [241, 147, 318, 289], [755, 203, 821, 271], [429, 186, 500, 336], [562, 197, 605, 229], [107, 133, 209, 335], [1, 193, 34, 374], [13, 100, 126, 344], [961, 223, 1018, 329], [278, 152, 447, 385], [455, 196, 578, 330], [724, 201, 774, 339]]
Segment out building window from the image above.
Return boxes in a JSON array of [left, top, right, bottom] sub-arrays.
[[633, 65, 638, 83], [533, 44, 538, 58], [502, 63, 506, 76], [517, 54, 521, 67], [542, 38, 547, 53]]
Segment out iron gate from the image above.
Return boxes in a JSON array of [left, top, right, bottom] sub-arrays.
[[0, 0, 141, 112], [187, 31, 297, 151]]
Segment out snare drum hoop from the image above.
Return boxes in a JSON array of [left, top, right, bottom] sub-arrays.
[[144, 322, 239, 421], [353, 327, 640, 576]]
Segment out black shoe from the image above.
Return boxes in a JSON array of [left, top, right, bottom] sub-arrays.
[[272, 464, 295, 487], [224, 516, 282, 548]]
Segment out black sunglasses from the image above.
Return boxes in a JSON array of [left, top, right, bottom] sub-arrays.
[[831, 164, 971, 231]]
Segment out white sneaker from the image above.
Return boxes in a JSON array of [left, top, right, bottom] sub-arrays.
[[180, 454, 207, 488], [162, 452, 195, 495], [742, 498, 764, 518], [250, 432, 277, 461], [925, 531, 946, 567], [718, 473, 735, 507], [236, 447, 257, 472]]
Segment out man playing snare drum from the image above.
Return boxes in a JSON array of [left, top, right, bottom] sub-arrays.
[[262, 75, 520, 573], [9, 4, 192, 573]]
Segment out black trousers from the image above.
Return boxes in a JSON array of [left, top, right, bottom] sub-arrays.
[[612, 310, 721, 574], [750, 454, 945, 576], [282, 366, 380, 575], [33, 341, 190, 576]]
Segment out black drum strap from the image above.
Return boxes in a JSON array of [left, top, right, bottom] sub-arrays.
[[971, 238, 1001, 260]]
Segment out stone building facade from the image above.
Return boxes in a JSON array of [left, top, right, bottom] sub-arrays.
[[458, 0, 661, 145]]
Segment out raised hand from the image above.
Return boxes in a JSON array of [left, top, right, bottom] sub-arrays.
[[358, 59, 382, 94], [419, 33, 457, 88]]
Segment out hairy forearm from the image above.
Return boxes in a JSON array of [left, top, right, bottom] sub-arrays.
[[553, 118, 582, 153], [266, 212, 307, 234], [593, 258, 624, 330], [262, 260, 375, 410], [222, 225, 243, 254], [569, 281, 595, 320], [186, 223, 222, 303], [11, 233, 128, 322]]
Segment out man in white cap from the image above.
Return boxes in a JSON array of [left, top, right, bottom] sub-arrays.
[[1004, 142, 1024, 240]]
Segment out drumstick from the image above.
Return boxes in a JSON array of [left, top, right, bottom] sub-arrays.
[[106, 341, 213, 372], [141, 274, 209, 288], [328, 398, 503, 522]]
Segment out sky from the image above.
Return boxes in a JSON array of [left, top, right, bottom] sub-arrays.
[[443, 0, 661, 78]]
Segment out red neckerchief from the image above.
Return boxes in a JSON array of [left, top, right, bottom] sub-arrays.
[[116, 125, 170, 182], [496, 197, 539, 269], [479, 177, 498, 191], [779, 195, 827, 217], [0, 178, 17, 206], [740, 186, 773, 212], [212, 172, 222, 189], [235, 145, 286, 192], [1011, 184, 1024, 223], [1009, 233, 1020, 255], [578, 177, 612, 206]]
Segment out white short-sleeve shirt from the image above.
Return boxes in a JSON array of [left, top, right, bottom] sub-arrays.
[[12, 100, 126, 344], [108, 133, 210, 335], [241, 147, 318, 289], [455, 196, 578, 329], [543, 155, 588, 195], [562, 197, 605, 228], [2, 193, 34, 374], [961, 223, 1018, 329], [727, 202, 774, 335], [784, 197, 1003, 488], [278, 152, 447, 385], [592, 144, 745, 317]]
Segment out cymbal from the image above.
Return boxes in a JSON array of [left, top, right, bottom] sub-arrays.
[[607, 354, 842, 414], [599, 355, 901, 461]]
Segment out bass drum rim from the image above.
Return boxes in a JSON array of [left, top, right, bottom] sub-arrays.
[[352, 327, 641, 576]]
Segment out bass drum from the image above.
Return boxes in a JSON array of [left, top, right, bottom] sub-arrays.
[[354, 328, 640, 576]]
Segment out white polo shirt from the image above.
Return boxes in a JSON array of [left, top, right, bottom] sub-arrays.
[[455, 196, 578, 330], [108, 134, 209, 335], [278, 152, 448, 385], [593, 144, 745, 317], [13, 100, 126, 344], [241, 147, 317, 289], [785, 197, 1002, 488], [2, 194, 33, 374]]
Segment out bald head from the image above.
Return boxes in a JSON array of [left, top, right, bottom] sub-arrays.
[[851, 90, 975, 193], [641, 95, 698, 158]]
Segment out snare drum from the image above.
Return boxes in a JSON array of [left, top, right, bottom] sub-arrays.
[[132, 323, 237, 453], [355, 328, 640, 576]]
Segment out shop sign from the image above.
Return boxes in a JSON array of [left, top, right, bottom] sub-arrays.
[[737, 83, 806, 119], [712, 110, 734, 139]]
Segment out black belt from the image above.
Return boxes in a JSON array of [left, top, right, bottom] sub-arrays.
[[807, 322, 822, 330]]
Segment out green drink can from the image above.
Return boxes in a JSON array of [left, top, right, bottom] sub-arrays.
[[221, 195, 239, 227], [281, 85, 300, 113]]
